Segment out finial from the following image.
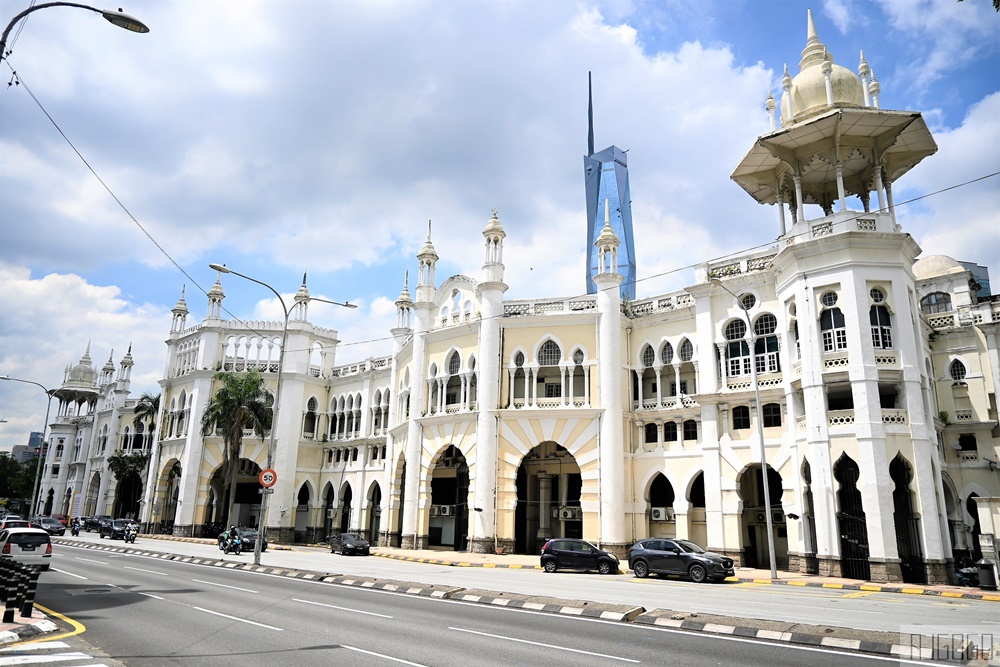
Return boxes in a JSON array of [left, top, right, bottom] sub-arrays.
[[491, 207, 498, 218], [427, 219, 432, 240], [604, 198, 610, 224], [587, 71, 595, 157], [302, 271, 308, 286], [404, 270, 409, 289], [807, 8, 818, 41], [181, 284, 186, 298]]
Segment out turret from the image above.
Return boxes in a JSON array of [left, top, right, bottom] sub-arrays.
[[170, 285, 189, 333], [206, 273, 225, 320], [416, 220, 438, 304]]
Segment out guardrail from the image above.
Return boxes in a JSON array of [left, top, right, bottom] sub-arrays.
[[1, 559, 42, 622]]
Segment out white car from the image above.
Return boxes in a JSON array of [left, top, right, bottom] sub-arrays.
[[0, 527, 52, 570]]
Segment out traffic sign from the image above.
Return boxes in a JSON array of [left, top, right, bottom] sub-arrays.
[[259, 468, 277, 488]]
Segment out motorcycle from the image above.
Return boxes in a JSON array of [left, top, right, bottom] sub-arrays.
[[124, 525, 138, 544], [222, 535, 242, 556], [70, 521, 81, 537]]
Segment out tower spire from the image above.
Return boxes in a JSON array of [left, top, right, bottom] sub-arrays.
[[587, 71, 595, 157]]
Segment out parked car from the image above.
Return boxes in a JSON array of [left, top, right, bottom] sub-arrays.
[[627, 538, 735, 583], [328, 532, 370, 556], [217, 528, 267, 553], [86, 515, 113, 532], [100, 519, 130, 540], [50, 514, 68, 526], [0, 527, 52, 570], [30, 516, 66, 536], [0, 517, 31, 531], [540, 538, 620, 574]]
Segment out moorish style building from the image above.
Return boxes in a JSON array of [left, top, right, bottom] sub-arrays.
[[123, 13, 1000, 584]]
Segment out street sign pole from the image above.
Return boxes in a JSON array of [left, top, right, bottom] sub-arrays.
[[254, 469, 277, 566]]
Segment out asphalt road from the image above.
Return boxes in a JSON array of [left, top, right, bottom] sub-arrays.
[[34, 546, 947, 667], [56, 533, 999, 635]]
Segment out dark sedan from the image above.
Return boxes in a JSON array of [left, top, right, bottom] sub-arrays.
[[86, 515, 113, 532], [30, 516, 66, 536], [627, 538, 735, 583], [100, 519, 130, 540], [218, 528, 267, 552], [329, 532, 370, 555]]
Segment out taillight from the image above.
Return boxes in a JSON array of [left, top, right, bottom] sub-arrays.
[[1, 542, 9, 554], [45, 543, 53, 555]]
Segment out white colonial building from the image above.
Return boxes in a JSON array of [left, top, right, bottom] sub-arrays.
[[37, 13, 998, 585]]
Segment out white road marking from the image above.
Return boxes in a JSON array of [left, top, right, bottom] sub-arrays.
[[449, 627, 640, 663], [292, 598, 393, 618], [340, 645, 429, 666], [191, 579, 257, 593], [139, 592, 164, 600], [73, 557, 106, 565], [0, 654, 91, 665], [124, 566, 168, 576], [193, 607, 283, 631], [49, 569, 86, 580], [0, 642, 70, 652]]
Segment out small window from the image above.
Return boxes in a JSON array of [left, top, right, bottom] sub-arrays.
[[958, 434, 977, 451], [573, 349, 585, 365], [763, 403, 782, 428], [821, 292, 838, 307], [920, 292, 952, 315], [664, 422, 678, 441], [544, 384, 561, 398], [538, 341, 561, 366], [754, 314, 778, 336], [661, 342, 674, 364], [870, 288, 885, 303], [683, 420, 698, 441], [448, 352, 461, 375], [642, 346, 655, 368], [644, 423, 658, 443], [949, 359, 967, 381], [732, 406, 751, 430], [679, 340, 694, 362], [725, 320, 747, 341], [514, 352, 524, 367], [740, 294, 756, 310]]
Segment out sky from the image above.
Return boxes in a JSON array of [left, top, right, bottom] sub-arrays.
[[1, 0, 998, 452]]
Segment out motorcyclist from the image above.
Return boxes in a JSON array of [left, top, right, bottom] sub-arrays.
[[70, 518, 81, 536], [225, 525, 240, 552]]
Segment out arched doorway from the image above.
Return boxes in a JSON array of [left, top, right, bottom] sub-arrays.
[[514, 442, 582, 554], [44, 488, 54, 516], [890, 455, 925, 584], [367, 482, 382, 543], [835, 454, 870, 580], [161, 461, 181, 532], [339, 483, 353, 533], [322, 483, 335, 539], [428, 446, 469, 550], [113, 472, 143, 519], [801, 460, 819, 573], [206, 458, 262, 529], [295, 483, 311, 542], [85, 473, 101, 517], [738, 464, 787, 569], [687, 472, 707, 546], [647, 473, 676, 538], [967, 493, 983, 563]]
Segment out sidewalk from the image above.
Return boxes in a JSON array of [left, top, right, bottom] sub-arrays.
[[0, 607, 58, 645]]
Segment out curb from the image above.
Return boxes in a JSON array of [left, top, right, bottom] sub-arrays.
[[0, 616, 58, 646], [374, 551, 541, 570], [731, 575, 1000, 602]]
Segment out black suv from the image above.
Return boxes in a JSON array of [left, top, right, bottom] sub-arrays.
[[627, 538, 734, 583], [540, 538, 620, 574]]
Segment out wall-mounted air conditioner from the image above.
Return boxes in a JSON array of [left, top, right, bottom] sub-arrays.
[[439, 505, 454, 517], [651, 507, 675, 522], [551, 506, 562, 519], [558, 507, 580, 520], [326, 508, 335, 519], [430, 505, 442, 517]]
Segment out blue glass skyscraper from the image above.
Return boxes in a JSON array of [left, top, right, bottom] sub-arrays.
[[584, 73, 636, 300]]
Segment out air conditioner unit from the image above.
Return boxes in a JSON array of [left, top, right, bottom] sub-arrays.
[[756, 512, 767, 523], [651, 507, 675, 522], [439, 505, 454, 517], [773, 511, 785, 524], [326, 508, 335, 519], [559, 507, 580, 520], [430, 505, 442, 517], [551, 506, 562, 519]]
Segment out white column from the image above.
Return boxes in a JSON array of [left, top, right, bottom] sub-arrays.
[[835, 164, 847, 211], [537, 473, 553, 541]]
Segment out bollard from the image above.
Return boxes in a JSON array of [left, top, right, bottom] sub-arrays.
[[19, 566, 40, 619], [13, 565, 28, 615], [2, 561, 19, 623]]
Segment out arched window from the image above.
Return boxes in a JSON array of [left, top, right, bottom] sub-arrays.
[[304, 397, 318, 437], [949, 359, 967, 381], [725, 320, 751, 377], [763, 403, 782, 427], [732, 406, 751, 430], [642, 345, 655, 368], [754, 313, 780, 373], [820, 307, 847, 352], [538, 340, 561, 366], [870, 305, 892, 349], [920, 292, 952, 315], [448, 351, 461, 376], [679, 340, 694, 362], [661, 341, 673, 365], [538, 341, 562, 399], [644, 423, 658, 443]]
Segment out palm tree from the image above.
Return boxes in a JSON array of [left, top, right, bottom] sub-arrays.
[[133, 392, 161, 449], [200, 370, 272, 526]]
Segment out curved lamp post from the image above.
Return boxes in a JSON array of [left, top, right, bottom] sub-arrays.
[[209, 263, 356, 565], [711, 278, 778, 579], [1, 376, 54, 517], [1, 3, 148, 62]]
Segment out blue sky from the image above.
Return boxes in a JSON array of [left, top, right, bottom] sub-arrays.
[[1, 0, 998, 451]]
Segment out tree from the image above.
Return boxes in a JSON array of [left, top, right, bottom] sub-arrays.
[[107, 450, 151, 518], [0, 453, 34, 500], [199, 370, 272, 526], [133, 392, 161, 448]]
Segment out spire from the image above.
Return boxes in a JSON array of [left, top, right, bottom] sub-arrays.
[[799, 8, 831, 71], [587, 71, 595, 157]]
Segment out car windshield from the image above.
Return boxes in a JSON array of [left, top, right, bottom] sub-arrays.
[[239, 530, 258, 537], [40, 518, 60, 525], [675, 540, 706, 554], [112, 520, 129, 527], [343, 534, 360, 541]]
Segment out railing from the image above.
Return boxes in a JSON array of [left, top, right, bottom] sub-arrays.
[[504, 297, 597, 317], [823, 351, 850, 369], [874, 351, 898, 367], [955, 410, 973, 421], [959, 451, 979, 463], [882, 409, 908, 425], [828, 410, 855, 427]]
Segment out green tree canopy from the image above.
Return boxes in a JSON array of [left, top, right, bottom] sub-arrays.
[[200, 370, 272, 525]]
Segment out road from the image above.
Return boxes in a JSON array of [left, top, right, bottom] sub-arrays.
[[55, 533, 1000, 635], [29, 545, 950, 667]]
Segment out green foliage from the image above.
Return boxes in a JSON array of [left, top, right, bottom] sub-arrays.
[[0, 453, 35, 499], [133, 392, 161, 434], [107, 450, 151, 481]]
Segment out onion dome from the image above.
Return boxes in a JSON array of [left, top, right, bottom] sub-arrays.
[[483, 209, 506, 238]]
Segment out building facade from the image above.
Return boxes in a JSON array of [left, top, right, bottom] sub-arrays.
[[107, 13, 1000, 584]]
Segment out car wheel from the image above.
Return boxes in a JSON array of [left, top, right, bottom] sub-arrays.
[[689, 563, 708, 583], [40, 565, 49, 571], [632, 561, 649, 578], [543, 560, 558, 573], [598, 561, 615, 575]]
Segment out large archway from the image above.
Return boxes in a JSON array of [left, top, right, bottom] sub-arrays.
[[738, 463, 787, 569], [514, 442, 582, 554], [339, 483, 353, 533], [206, 458, 262, 529], [890, 455, 925, 584], [322, 483, 335, 539], [687, 471, 707, 546], [85, 473, 101, 517], [113, 473, 143, 520], [646, 473, 676, 538], [428, 445, 469, 550], [295, 483, 311, 542], [367, 482, 383, 543], [835, 454, 870, 580]]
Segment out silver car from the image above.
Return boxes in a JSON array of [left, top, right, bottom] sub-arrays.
[[0, 527, 52, 570]]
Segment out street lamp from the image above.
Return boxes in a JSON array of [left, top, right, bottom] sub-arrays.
[[208, 263, 355, 565], [1, 3, 149, 62], [1, 376, 54, 517], [711, 277, 778, 579]]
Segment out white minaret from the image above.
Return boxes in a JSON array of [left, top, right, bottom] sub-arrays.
[[401, 222, 438, 548], [592, 203, 627, 551], [473, 210, 508, 552], [170, 286, 189, 333], [206, 273, 225, 320]]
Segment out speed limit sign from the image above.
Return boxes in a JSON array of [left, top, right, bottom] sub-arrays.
[[259, 468, 278, 488]]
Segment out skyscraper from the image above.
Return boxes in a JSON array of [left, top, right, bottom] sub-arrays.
[[584, 73, 636, 300]]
